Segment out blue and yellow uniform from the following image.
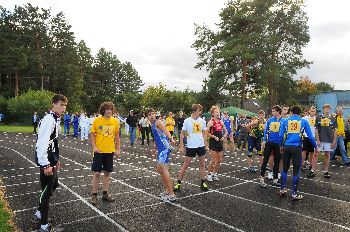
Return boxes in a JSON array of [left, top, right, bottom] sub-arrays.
[[279, 115, 317, 196], [260, 116, 283, 180], [247, 118, 265, 157], [152, 121, 171, 164]]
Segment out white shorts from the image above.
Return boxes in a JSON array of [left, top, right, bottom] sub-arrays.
[[318, 142, 332, 152]]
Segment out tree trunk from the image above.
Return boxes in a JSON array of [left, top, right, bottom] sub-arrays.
[[35, 34, 44, 90], [15, 70, 19, 97], [240, 60, 248, 109], [268, 75, 273, 108]]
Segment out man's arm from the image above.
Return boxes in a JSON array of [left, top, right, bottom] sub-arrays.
[[90, 132, 100, 153], [114, 124, 121, 157], [36, 116, 55, 169]]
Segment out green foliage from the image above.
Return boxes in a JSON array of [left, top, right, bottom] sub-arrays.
[[0, 95, 7, 113], [141, 84, 197, 114], [7, 89, 54, 122], [0, 4, 143, 115], [193, 0, 311, 107], [315, 81, 334, 93]]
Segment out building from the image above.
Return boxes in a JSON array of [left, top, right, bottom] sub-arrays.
[[309, 90, 350, 118]]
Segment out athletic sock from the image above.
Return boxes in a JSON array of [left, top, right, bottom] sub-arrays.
[[103, 191, 108, 196], [177, 180, 182, 184], [92, 193, 97, 197]]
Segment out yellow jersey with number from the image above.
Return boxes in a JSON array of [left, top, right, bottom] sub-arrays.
[[90, 116, 119, 153]]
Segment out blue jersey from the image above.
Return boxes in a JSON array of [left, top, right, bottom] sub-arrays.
[[279, 115, 317, 148], [223, 117, 232, 133], [152, 122, 170, 153], [263, 117, 283, 143]]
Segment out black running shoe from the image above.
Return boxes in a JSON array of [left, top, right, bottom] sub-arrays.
[[323, 172, 330, 179], [307, 171, 315, 178]]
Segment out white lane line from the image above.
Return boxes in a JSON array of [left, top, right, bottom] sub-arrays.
[[14, 199, 81, 213], [213, 189, 350, 231], [61, 144, 350, 205], [59, 155, 244, 231], [0, 146, 128, 232]]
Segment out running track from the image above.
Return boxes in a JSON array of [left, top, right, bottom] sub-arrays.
[[1, 132, 350, 232]]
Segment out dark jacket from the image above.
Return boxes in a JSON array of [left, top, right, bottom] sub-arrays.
[[126, 115, 138, 127]]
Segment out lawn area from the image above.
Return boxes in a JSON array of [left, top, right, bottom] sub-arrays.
[[0, 179, 16, 232], [0, 124, 128, 136], [0, 124, 34, 133]]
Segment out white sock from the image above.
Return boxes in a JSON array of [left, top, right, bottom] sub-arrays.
[[35, 210, 41, 219], [41, 224, 48, 230]]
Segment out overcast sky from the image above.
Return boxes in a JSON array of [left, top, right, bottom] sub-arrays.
[[2, 0, 350, 91]]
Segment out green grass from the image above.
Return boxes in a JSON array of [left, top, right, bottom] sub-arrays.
[[0, 181, 16, 232], [0, 124, 128, 136], [0, 124, 33, 133]]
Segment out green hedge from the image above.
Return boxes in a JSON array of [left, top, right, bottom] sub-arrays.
[[6, 90, 55, 123]]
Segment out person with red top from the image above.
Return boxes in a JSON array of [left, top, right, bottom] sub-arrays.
[[206, 106, 228, 181]]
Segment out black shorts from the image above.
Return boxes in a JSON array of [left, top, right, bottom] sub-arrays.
[[91, 153, 114, 172], [302, 138, 315, 153], [209, 139, 224, 152], [186, 146, 206, 157]]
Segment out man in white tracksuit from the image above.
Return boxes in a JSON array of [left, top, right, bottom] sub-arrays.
[[80, 112, 89, 141]]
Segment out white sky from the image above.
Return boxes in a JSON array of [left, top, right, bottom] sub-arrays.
[[2, 0, 350, 91]]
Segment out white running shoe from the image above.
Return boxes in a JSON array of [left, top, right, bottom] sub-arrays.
[[207, 173, 213, 182], [267, 171, 273, 180], [212, 173, 219, 181]]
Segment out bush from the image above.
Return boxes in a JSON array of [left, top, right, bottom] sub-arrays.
[[7, 90, 55, 123], [0, 95, 7, 111]]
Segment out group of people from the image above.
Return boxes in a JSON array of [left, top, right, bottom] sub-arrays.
[[33, 93, 349, 231]]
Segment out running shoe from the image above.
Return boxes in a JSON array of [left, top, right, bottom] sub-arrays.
[[292, 194, 304, 201], [267, 171, 273, 180], [161, 194, 176, 203], [159, 192, 169, 198], [38, 224, 65, 232], [89, 195, 97, 206], [201, 182, 209, 191], [279, 189, 287, 197], [302, 164, 309, 171], [307, 171, 315, 178], [248, 167, 257, 173], [102, 194, 115, 203], [272, 180, 281, 187], [212, 173, 219, 181], [207, 173, 213, 182], [174, 183, 181, 192], [260, 178, 267, 188], [323, 172, 330, 179]]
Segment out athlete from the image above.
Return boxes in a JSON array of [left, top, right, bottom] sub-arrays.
[[307, 104, 337, 178], [301, 106, 317, 171], [222, 110, 235, 152], [33, 94, 67, 232], [260, 105, 283, 187], [147, 108, 176, 202], [89, 102, 120, 205], [174, 104, 209, 191], [206, 106, 228, 181], [245, 111, 265, 173], [279, 105, 317, 201], [165, 112, 176, 137]]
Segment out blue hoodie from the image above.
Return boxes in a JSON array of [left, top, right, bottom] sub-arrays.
[[263, 116, 283, 143], [279, 115, 317, 148]]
